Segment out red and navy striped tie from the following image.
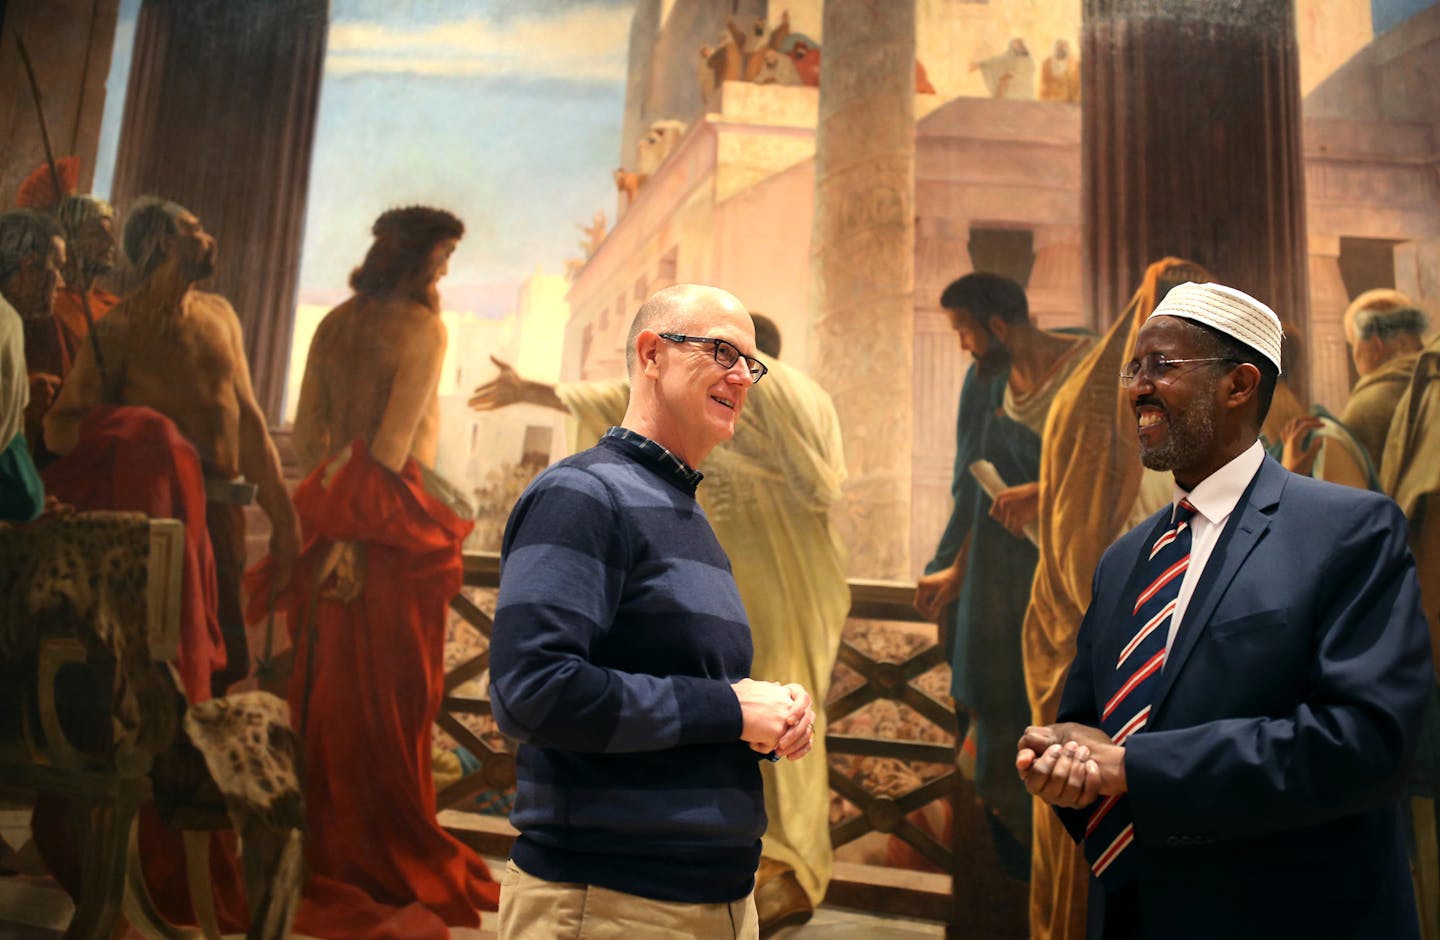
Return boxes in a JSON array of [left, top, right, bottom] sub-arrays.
[[1083, 499, 1197, 887]]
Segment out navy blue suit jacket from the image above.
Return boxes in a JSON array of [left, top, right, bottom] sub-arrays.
[[1056, 456, 1433, 939]]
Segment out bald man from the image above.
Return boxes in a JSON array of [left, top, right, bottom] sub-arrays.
[[489, 284, 818, 939]]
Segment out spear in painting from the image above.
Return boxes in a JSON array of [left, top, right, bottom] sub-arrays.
[[15, 32, 109, 387]]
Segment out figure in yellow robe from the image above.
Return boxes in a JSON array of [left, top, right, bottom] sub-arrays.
[[1380, 332, 1440, 940]]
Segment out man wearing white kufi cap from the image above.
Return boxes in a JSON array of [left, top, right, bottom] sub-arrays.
[[1014, 280, 1433, 938]]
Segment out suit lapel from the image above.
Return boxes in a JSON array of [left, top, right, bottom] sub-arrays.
[[1149, 458, 1286, 720]]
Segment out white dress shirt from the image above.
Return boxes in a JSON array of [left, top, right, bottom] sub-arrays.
[[1164, 439, 1267, 654]]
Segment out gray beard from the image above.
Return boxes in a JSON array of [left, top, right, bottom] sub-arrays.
[[1138, 400, 1216, 474]]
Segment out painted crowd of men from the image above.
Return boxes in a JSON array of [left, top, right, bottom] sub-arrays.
[[2, 169, 1436, 940]]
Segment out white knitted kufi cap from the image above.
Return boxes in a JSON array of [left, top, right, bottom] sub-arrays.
[[1146, 281, 1284, 374]]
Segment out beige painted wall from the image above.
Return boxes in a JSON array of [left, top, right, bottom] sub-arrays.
[[0, 0, 119, 206], [1296, 0, 1374, 95]]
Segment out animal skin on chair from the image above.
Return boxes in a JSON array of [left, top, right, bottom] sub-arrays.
[[0, 512, 301, 939]]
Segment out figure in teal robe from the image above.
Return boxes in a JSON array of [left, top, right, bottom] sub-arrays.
[[926, 363, 1041, 878]]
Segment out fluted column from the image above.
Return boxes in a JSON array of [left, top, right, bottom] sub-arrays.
[[809, 0, 916, 580], [110, 0, 328, 422], [1083, 0, 1310, 397], [1307, 236, 1351, 412]]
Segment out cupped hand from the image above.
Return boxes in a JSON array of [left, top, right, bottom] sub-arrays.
[[467, 355, 522, 411]]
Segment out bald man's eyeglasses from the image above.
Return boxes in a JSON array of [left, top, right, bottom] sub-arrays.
[[659, 333, 768, 384]]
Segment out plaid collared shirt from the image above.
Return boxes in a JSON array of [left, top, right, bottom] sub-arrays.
[[602, 426, 704, 490]]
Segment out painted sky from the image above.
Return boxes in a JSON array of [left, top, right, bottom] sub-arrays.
[[1372, 0, 1439, 33], [96, 0, 633, 318], [302, 0, 632, 316]]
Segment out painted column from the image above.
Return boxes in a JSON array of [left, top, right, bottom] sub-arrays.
[[1307, 236, 1352, 412], [109, 0, 328, 422], [1083, 0, 1311, 397], [809, 0, 916, 579]]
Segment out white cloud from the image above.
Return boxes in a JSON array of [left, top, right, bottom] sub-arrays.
[[326, 7, 631, 81]]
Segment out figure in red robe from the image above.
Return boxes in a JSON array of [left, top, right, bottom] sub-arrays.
[[249, 440, 499, 926], [253, 205, 500, 930]]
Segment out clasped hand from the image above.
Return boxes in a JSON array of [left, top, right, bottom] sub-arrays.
[[1015, 722, 1126, 809], [732, 678, 816, 760], [317, 540, 366, 602]]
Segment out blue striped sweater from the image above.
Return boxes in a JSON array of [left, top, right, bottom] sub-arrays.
[[490, 429, 765, 903]]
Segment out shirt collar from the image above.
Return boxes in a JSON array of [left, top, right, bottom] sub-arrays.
[[1173, 439, 1266, 526], [602, 426, 704, 491]]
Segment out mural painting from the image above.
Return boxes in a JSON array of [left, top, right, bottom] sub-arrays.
[[0, 0, 1437, 937]]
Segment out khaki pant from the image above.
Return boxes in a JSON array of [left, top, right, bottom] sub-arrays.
[[498, 859, 759, 939]]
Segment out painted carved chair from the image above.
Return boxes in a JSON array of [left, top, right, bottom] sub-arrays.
[[0, 511, 302, 939]]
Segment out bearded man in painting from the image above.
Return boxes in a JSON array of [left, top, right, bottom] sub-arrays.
[[256, 206, 501, 933], [45, 197, 299, 698]]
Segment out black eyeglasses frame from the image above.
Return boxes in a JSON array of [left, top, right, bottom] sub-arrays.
[[658, 332, 768, 384]]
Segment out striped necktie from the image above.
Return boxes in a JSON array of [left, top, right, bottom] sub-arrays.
[[1083, 499, 1197, 887]]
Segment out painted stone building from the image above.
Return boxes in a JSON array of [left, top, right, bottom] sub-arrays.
[[565, 2, 1440, 578]]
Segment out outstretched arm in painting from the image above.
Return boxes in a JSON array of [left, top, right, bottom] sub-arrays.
[[468, 355, 565, 413]]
